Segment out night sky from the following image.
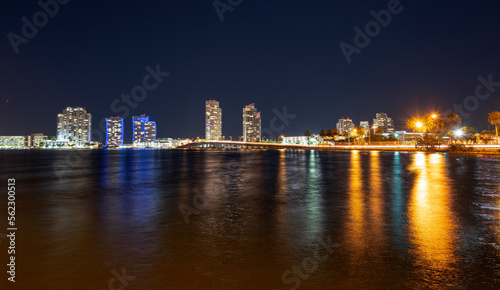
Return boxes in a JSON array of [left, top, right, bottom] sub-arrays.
[[1, 0, 500, 142]]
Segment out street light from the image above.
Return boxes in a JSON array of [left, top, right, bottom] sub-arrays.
[[454, 129, 464, 145]]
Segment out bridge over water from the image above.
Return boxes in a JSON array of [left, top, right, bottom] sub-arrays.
[[177, 140, 314, 150], [177, 140, 500, 151]]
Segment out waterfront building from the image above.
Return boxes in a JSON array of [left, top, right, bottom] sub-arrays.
[[0, 136, 27, 147], [243, 103, 261, 142], [205, 100, 222, 141], [132, 115, 156, 143], [282, 135, 323, 145], [373, 112, 394, 133], [30, 133, 48, 147], [134, 138, 192, 148], [105, 117, 124, 146], [336, 118, 355, 134], [57, 107, 92, 145], [360, 121, 370, 135]]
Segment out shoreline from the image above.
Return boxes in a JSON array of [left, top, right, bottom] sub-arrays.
[[2, 146, 500, 156]]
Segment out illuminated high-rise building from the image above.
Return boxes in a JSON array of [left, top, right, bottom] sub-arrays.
[[373, 112, 394, 133], [132, 115, 156, 143], [360, 121, 370, 134], [336, 118, 354, 134], [205, 100, 222, 140], [105, 117, 124, 146], [57, 107, 92, 145], [243, 103, 261, 142]]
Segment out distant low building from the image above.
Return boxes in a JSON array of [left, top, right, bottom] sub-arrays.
[[42, 140, 70, 148], [30, 133, 47, 147], [0, 136, 27, 147], [134, 138, 191, 148], [393, 130, 424, 142], [282, 135, 323, 145]]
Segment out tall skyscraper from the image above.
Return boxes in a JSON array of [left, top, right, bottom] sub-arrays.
[[373, 112, 394, 133], [336, 118, 355, 134], [360, 121, 370, 134], [205, 100, 222, 140], [105, 117, 124, 146], [57, 107, 92, 145], [132, 115, 157, 143], [243, 103, 261, 142]]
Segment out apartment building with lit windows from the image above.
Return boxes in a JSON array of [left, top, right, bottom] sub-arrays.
[[132, 115, 156, 143], [57, 107, 92, 145], [243, 103, 261, 142], [205, 100, 222, 140], [106, 117, 124, 146]]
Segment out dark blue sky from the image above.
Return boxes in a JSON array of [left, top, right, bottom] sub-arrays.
[[1, 0, 500, 142]]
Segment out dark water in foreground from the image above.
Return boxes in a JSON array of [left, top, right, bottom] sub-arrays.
[[1, 149, 500, 289]]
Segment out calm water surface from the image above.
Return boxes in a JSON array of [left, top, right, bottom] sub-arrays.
[[1, 149, 500, 289]]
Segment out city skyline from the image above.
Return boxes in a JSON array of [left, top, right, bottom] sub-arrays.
[[4, 103, 499, 144], [1, 1, 500, 139], [3, 2, 500, 288]]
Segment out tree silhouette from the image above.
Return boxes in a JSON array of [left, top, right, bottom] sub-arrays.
[[488, 111, 500, 143]]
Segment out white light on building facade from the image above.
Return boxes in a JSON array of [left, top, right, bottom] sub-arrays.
[[106, 117, 124, 146], [205, 100, 222, 140], [243, 103, 261, 142], [57, 107, 92, 145]]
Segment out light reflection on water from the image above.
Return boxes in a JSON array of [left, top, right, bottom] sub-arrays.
[[1, 149, 500, 289], [408, 152, 460, 286]]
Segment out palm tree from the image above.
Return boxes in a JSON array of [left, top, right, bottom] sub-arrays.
[[488, 111, 500, 143], [406, 117, 417, 142], [445, 112, 462, 131]]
